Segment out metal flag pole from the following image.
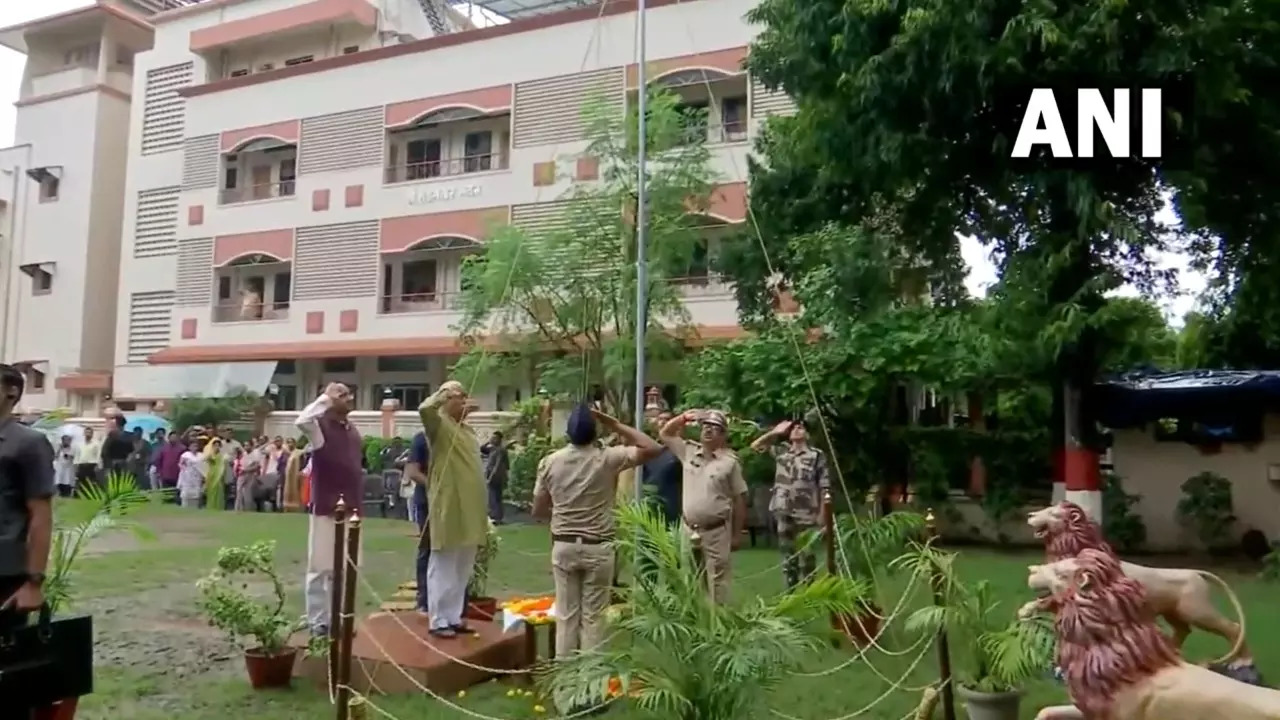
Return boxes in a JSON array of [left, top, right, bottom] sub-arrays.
[[632, 0, 649, 501]]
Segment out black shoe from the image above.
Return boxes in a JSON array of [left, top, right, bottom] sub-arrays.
[[429, 627, 457, 639], [451, 623, 477, 635], [311, 624, 330, 638]]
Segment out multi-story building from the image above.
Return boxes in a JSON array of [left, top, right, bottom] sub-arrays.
[[0, 0, 162, 413], [4, 0, 795, 414]]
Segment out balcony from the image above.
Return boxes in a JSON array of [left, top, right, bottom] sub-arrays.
[[385, 153, 511, 184], [378, 237, 480, 315], [29, 66, 96, 97], [212, 257, 292, 323], [640, 69, 749, 148], [385, 109, 512, 185], [219, 139, 297, 206]]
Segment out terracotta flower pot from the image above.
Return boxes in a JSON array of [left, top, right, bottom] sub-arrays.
[[32, 698, 78, 720], [243, 647, 298, 690], [831, 604, 882, 646], [464, 596, 499, 622]]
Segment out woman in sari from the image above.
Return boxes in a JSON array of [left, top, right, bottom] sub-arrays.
[[203, 438, 226, 511]]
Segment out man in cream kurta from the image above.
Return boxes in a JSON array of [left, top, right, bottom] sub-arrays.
[[418, 381, 488, 638]]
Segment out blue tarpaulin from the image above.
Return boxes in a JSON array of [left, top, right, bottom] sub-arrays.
[[1090, 370, 1280, 428]]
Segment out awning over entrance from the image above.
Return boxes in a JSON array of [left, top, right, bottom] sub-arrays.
[[114, 361, 279, 399]]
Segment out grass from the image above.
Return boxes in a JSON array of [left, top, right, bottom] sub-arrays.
[[62, 502, 1278, 720]]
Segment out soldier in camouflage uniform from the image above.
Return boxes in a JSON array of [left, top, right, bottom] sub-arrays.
[[750, 419, 830, 589]]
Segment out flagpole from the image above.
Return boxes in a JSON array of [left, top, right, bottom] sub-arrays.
[[632, 0, 648, 502]]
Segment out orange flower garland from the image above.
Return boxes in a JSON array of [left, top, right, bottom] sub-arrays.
[[501, 596, 555, 625]]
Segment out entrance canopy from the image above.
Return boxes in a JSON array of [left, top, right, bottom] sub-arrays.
[[115, 361, 279, 399]]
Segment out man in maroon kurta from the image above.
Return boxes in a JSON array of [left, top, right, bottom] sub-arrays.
[[295, 382, 364, 635]]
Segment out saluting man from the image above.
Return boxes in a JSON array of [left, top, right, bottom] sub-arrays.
[[659, 409, 747, 604], [750, 419, 830, 589], [532, 405, 660, 659]]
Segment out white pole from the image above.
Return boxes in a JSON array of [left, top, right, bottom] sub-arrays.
[[632, 0, 649, 502]]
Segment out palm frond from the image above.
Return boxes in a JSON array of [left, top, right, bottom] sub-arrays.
[[540, 501, 873, 719]]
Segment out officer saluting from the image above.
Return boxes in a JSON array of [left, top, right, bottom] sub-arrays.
[[750, 419, 829, 589], [658, 409, 747, 604]]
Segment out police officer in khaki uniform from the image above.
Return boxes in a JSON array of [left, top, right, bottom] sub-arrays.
[[751, 419, 830, 589], [659, 409, 747, 604], [532, 405, 660, 657]]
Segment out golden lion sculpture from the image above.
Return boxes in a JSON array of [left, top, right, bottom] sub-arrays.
[[1030, 549, 1280, 720], [1021, 501, 1249, 666]]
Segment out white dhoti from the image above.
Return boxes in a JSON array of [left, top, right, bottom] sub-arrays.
[[304, 514, 364, 632], [426, 546, 477, 630]]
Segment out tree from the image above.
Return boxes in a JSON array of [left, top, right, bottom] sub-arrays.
[[739, 0, 1280, 499], [166, 388, 259, 433], [453, 88, 721, 415]]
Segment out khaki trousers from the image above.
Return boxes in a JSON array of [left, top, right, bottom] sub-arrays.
[[551, 541, 615, 656], [683, 523, 732, 604]]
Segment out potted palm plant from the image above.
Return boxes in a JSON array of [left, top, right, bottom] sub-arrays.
[[41, 471, 153, 720], [196, 541, 306, 689], [465, 519, 501, 621], [827, 509, 925, 644], [542, 503, 873, 719], [897, 546, 1054, 720]]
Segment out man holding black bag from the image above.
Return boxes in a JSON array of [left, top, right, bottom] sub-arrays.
[[0, 363, 58, 716]]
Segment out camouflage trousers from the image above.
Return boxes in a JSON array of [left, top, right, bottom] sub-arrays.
[[775, 514, 818, 590]]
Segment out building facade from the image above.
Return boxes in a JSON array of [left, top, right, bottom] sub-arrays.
[[0, 1, 160, 413], [3, 0, 793, 414]]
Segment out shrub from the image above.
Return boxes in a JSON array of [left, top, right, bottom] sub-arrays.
[[1176, 471, 1237, 550], [1101, 473, 1147, 552]]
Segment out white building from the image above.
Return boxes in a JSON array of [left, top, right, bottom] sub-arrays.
[[2, 0, 793, 414]]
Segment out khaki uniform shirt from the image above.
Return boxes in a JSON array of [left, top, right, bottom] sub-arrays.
[[536, 445, 642, 539], [664, 437, 747, 527], [767, 445, 829, 525]]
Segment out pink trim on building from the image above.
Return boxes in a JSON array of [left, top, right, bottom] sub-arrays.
[[306, 311, 325, 334], [312, 189, 330, 211], [707, 182, 747, 222], [378, 207, 510, 253], [626, 46, 748, 86], [213, 229, 295, 266], [178, 0, 695, 99], [344, 185, 364, 208], [220, 120, 301, 152], [189, 0, 377, 53], [181, 318, 198, 340], [384, 85, 513, 128], [339, 310, 359, 333]]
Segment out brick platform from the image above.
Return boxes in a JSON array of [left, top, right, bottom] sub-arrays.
[[292, 611, 530, 695]]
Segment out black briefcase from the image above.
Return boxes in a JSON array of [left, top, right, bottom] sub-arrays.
[[0, 606, 93, 707]]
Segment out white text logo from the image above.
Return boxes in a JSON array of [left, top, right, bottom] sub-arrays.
[[1011, 88, 1162, 159]]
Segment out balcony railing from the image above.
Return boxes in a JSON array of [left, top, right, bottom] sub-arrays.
[[384, 152, 510, 184], [678, 122, 749, 146], [379, 291, 463, 314], [219, 180, 296, 205], [213, 302, 291, 323], [671, 274, 733, 297]]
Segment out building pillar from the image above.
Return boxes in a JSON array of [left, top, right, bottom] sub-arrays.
[[380, 397, 401, 438], [967, 391, 987, 496], [1061, 382, 1101, 521]]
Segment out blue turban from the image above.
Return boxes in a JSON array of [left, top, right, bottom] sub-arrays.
[[566, 403, 597, 446]]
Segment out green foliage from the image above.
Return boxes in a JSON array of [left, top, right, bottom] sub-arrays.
[[167, 388, 259, 432], [1176, 472, 1237, 550], [195, 541, 302, 655], [898, 547, 1054, 693], [467, 520, 501, 598], [541, 502, 872, 720], [830, 510, 925, 585], [454, 87, 718, 417], [506, 432, 564, 509], [1101, 473, 1147, 553], [48, 472, 154, 614], [1261, 545, 1280, 583]]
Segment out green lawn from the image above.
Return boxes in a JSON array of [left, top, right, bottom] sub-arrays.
[[64, 504, 1276, 720]]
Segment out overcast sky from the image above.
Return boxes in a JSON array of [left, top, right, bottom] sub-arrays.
[[0, 1, 1204, 319]]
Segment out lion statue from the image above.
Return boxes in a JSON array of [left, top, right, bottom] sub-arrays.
[[1020, 501, 1250, 668], [1029, 549, 1280, 720]]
